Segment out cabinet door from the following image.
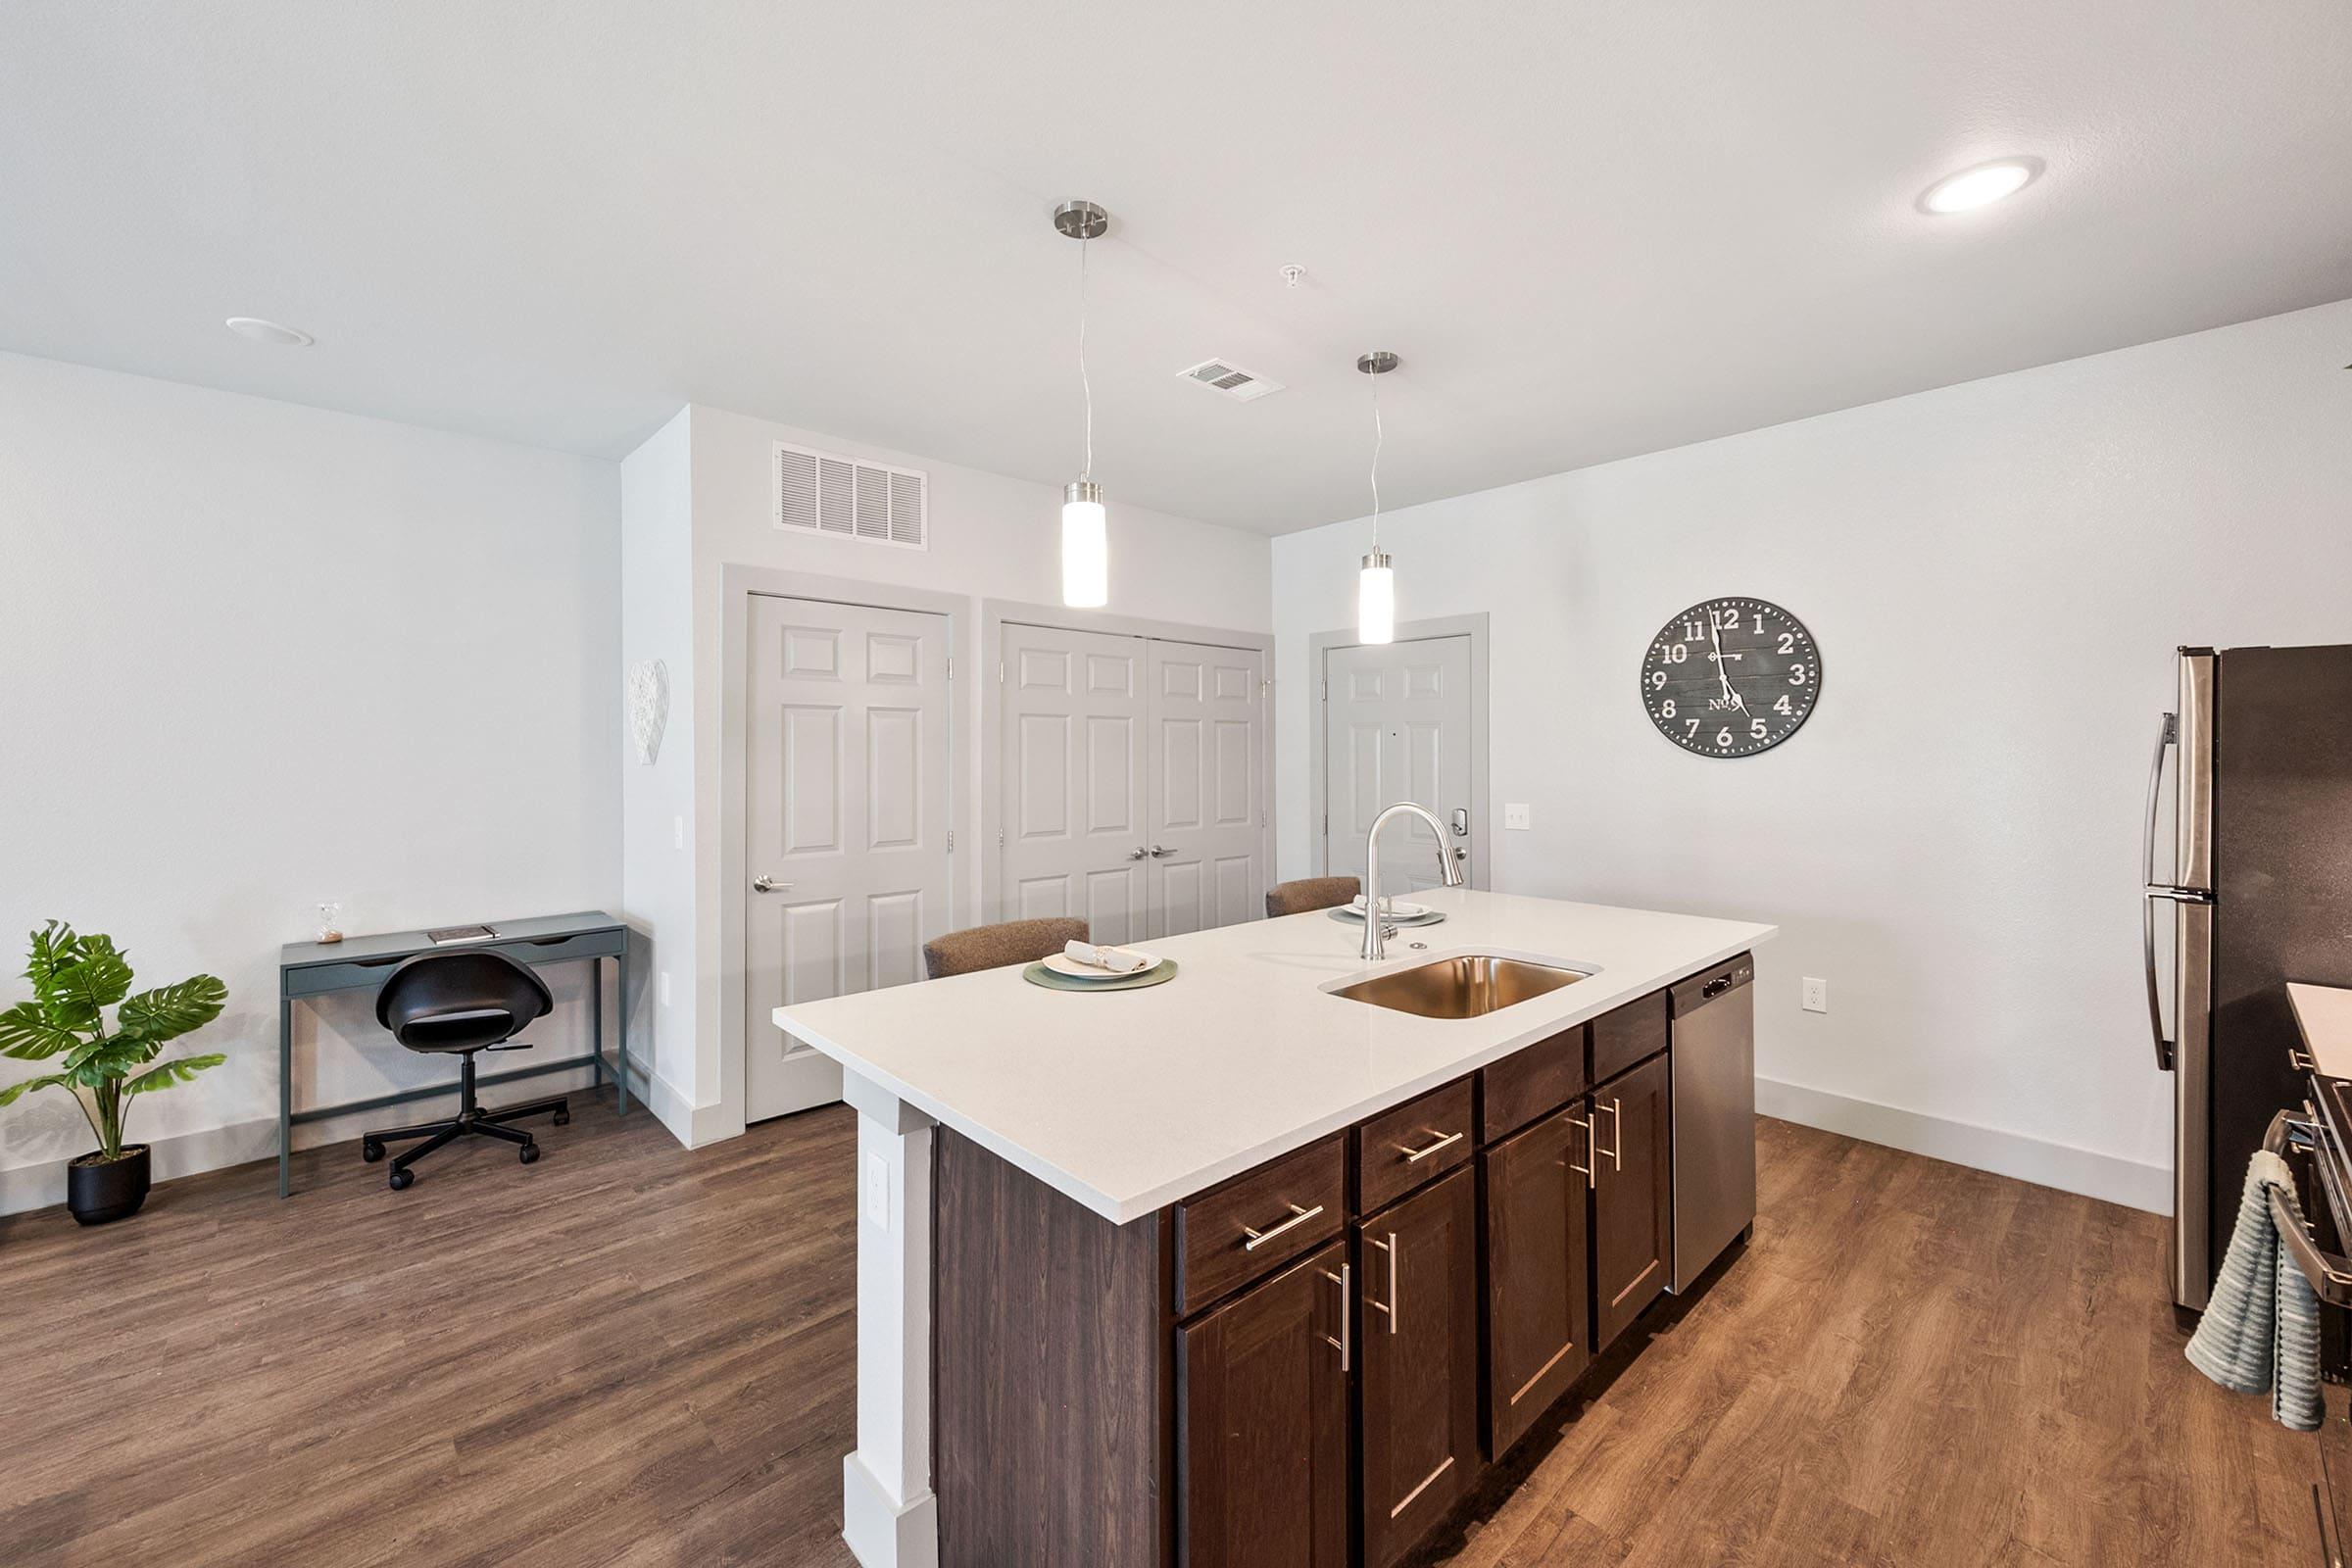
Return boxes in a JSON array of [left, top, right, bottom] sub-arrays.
[[1482, 1105, 1592, 1458], [1592, 1050, 1672, 1348], [1178, 1240, 1350, 1568], [1357, 1165, 1481, 1568]]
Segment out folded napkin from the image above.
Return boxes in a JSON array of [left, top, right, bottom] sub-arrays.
[[1063, 940, 1150, 974]]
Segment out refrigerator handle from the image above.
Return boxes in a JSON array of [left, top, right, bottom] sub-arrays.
[[2143, 712, 2178, 1072]]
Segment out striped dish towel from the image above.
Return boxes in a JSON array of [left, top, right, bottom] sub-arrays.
[[2185, 1148, 2323, 1431]]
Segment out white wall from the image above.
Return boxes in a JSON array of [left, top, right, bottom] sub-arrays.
[[0, 353, 621, 1212], [619, 403, 1273, 1141], [1273, 298, 2352, 1212], [617, 408, 698, 1130]]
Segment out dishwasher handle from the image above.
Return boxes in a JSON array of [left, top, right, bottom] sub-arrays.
[[1672, 956, 1755, 1017]]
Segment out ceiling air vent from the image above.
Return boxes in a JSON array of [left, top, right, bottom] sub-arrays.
[[1177, 358, 1285, 403], [773, 441, 928, 550]]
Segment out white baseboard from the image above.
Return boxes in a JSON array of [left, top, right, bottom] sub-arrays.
[[1755, 1075, 2171, 1214], [0, 1057, 685, 1218]]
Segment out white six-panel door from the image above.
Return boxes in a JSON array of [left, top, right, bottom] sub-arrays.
[[1323, 635, 1473, 900], [1000, 623, 1151, 944], [747, 595, 952, 1122], [1001, 623, 1264, 942], [1148, 640, 1264, 935]]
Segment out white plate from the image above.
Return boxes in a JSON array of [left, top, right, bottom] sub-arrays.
[[1042, 950, 1164, 981], [1342, 898, 1434, 919]]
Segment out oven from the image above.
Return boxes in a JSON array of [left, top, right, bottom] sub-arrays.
[[2270, 1080, 2352, 1567]]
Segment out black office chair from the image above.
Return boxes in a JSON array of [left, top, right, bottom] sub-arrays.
[[361, 949, 568, 1190]]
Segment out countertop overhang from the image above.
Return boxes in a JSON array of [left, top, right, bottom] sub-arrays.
[[773, 888, 1776, 1224]]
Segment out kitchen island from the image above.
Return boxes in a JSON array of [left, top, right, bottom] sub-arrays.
[[774, 887, 1775, 1568]]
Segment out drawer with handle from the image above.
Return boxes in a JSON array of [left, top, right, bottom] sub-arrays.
[[1173, 1133, 1348, 1317], [1480, 1022, 1588, 1145], [1591, 989, 1669, 1085], [1355, 1078, 1476, 1217]]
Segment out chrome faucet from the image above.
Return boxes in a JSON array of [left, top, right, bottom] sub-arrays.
[[1360, 801, 1466, 961]]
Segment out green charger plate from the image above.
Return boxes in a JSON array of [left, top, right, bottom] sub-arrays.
[[1021, 958, 1180, 993]]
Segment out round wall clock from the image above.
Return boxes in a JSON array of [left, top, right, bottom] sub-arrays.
[[1640, 597, 1821, 758]]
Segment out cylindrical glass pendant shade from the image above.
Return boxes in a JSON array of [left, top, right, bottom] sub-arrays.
[[1358, 550, 1395, 645], [1062, 481, 1107, 609]]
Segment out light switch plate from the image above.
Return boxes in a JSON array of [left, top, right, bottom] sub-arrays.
[[865, 1152, 891, 1229], [658, 970, 672, 1007], [1503, 803, 1532, 830], [1802, 977, 1829, 1013]]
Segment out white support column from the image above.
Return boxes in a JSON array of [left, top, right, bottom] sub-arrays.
[[840, 1070, 939, 1568]]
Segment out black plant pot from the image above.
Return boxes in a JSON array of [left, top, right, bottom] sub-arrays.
[[68, 1144, 151, 1225]]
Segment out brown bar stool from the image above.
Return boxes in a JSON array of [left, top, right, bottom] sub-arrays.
[[1265, 876, 1362, 918], [921, 917, 1091, 979]]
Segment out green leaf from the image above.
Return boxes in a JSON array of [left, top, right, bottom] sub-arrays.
[[0, 1001, 79, 1059], [117, 975, 226, 1045], [70, 1038, 151, 1087], [46, 933, 133, 1022], [0, 1070, 74, 1108], [122, 1054, 225, 1096]]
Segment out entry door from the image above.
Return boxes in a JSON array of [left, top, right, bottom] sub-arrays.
[[1323, 635, 1473, 900], [747, 595, 952, 1122], [1149, 640, 1263, 935], [1000, 623, 1150, 945]]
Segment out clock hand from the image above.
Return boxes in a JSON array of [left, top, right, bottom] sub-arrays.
[[1708, 618, 1736, 706]]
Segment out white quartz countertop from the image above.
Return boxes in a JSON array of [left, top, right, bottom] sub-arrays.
[[2291, 984, 2352, 1080], [773, 888, 1776, 1223]]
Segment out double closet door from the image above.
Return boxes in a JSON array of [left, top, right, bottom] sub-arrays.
[[1001, 623, 1265, 945]]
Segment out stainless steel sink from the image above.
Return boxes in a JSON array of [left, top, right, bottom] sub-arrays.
[[1329, 954, 1592, 1019]]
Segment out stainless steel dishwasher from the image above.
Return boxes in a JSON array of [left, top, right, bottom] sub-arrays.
[[1667, 954, 1757, 1293]]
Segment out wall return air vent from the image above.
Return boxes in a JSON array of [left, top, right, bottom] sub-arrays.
[[1176, 358, 1285, 403], [772, 441, 928, 550]]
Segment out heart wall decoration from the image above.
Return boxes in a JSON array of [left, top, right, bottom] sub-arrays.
[[627, 659, 669, 765]]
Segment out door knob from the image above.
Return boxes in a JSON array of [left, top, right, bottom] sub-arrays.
[[1150, 845, 1173, 858], [1127, 847, 1148, 861], [752, 876, 794, 894]]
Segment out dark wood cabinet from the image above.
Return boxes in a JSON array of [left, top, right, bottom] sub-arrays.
[[1481, 1105, 1592, 1457], [1591, 1050, 1673, 1348], [1356, 1165, 1481, 1568], [1178, 1240, 1352, 1568]]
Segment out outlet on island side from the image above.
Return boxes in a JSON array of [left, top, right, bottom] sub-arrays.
[[865, 1152, 891, 1230], [1801, 976, 1829, 1013]]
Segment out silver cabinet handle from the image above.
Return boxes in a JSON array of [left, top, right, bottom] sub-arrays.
[[1364, 1231, 1397, 1332], [1598, 1099, 1622, 1172], [1397, 1129, 1464, 1164], [1569, 1110, 1593, 1187], [752, 876, 794, 894], [1322, 1262, 1350, 1370], [1241, 1202, 1324, 1251]]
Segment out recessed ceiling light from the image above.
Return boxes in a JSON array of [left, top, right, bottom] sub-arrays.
[[1919, 158, 2042, 215], [224, 317, 314, 347]]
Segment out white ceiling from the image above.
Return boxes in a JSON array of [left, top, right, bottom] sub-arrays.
[[5, 2, 2348, 535]]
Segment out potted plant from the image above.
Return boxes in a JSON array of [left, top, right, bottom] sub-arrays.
[[0, 922, 226, 1224]]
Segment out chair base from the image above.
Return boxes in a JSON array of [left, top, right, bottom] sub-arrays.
[[361, 1051, 567, 1189]]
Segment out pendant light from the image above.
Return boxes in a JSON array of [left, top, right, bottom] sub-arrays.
[[1054, 200, 1110, 608], [1356, 350, 1399, 644]]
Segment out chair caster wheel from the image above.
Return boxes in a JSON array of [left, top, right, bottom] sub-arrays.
[[519, 1143, 540, 1165], [362, 1138, 384, 1163], [553, 1110, 570, 1127], [388, 1168, 415, 1191]]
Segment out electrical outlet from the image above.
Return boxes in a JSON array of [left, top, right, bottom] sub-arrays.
[[1503, 803, 1532, 830], [1802, 977, 1829, 1013], [865, 1152, 891, 1229], [659, 970, 672, 1007]]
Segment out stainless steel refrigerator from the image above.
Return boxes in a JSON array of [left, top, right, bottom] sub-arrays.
[[2147, 644, 2352, 1311]]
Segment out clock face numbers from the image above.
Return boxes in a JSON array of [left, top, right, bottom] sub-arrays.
[[1641, 598, 1820, 758]]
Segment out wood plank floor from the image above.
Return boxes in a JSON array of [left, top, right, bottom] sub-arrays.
[[0, 1104, 2318, 1567]]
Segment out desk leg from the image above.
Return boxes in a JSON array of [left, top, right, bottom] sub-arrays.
[[591, 958, 605, 1096], [277, 996, 293, 1200], [615, 943, 631, 1116]]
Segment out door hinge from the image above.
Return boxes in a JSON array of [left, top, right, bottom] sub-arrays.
[[1320, 678, 1328, 701], [998, 661, 1005, 683], [947, 829, 955, 852], [998, 830, 1005, 847], [947, 656, 954, 680]]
